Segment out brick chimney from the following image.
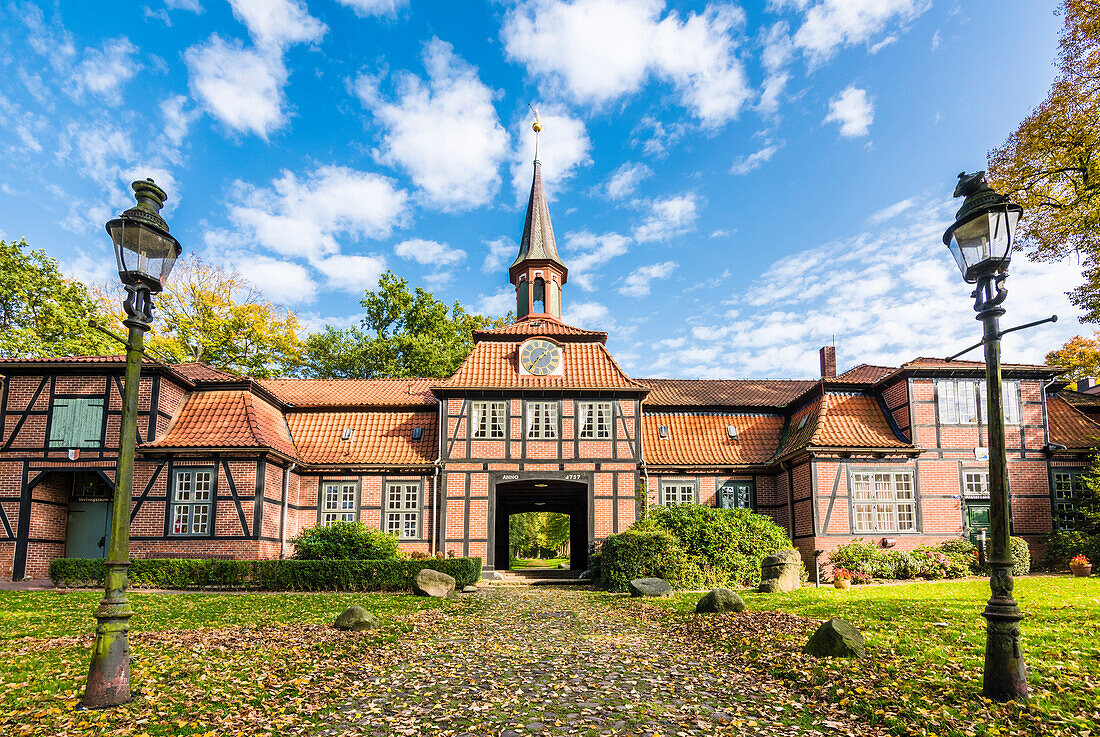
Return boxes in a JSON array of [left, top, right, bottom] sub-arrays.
[[820, 346, 836, 379]]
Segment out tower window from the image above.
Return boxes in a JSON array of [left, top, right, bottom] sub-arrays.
[[533, 277, 546, 313]]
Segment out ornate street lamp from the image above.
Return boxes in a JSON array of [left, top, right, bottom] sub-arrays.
[[83, 179, 180, 708], [943, 171, 1027, 702]]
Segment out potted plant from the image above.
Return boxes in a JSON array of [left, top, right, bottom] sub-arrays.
[[833, 568, 853, 590], [1070, 554, 1092, 578]]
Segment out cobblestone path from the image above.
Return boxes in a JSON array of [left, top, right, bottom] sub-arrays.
[[327, 586, 882, 736]]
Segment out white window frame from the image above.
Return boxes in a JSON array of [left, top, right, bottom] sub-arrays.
[[963, 470, 989, 498], [661, 481, 696, 506], [936, 379, 1020, 425], [470, 401, 506, 439], [1053, 471, 1087, 530], [170, 468, 213, 536], [851, 470, 917, 533], [525, 401, 558, 439], [320, 481, 358, 525], [385, 481, 421, 539], [578, 401, 613, 439]]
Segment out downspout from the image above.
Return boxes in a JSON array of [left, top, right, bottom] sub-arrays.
[[434, 397, 444, 555], [1041, 380, 1067, 452], [639, 459, 650, 520], [280, 462, 297, 559]]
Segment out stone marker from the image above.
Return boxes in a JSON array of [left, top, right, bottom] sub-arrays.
[[578, 569, 592, 580], [628, 577, 674, 597], [462, 585, 477, 593], [333, 606, 381, 632], [414, 568, 456, 597], [803, 618, 865, 658], [695, 588, 745, 613], [557, 562, 569, 570], [758, 549, 802, 593]]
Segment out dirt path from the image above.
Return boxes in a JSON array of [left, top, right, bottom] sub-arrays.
[[326, 586, 882, 736]]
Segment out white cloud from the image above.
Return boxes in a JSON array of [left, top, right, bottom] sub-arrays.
[[227, 0, 326, 50], [619, 260, 677, 297], [73, 38, 140, 98], [394, 238, 466, 266], [756, 72, 789, 115], [356, 38, 509, 212], [482, 236, 515, 273], [563, 300, 612, 328], [510, 107, 592, 201], [335, 0, 408, 16], [234, 253, 318, 304], [185, 36, 288, 138], [564, 230, 631, 290], [730, 139, 784, 175], [824, 85, 874, 138], [160, 95, 199, 149], [632, 193, 699, 242], [474, 288, 516, 316], [602, 162, 652, 200], [869, 34, 898, 54], [313, 253, 387, 294], [791, 0, 931, 65], [502, 0, 751, 126], [868, 198, 914, 224], [931, 30, 941, 51], [228, 165, 409, 261], [166, 0, 204, 11]]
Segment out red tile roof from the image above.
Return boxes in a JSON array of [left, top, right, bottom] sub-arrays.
[[258, 378, 438, 407], [1057, 389, 1100, 416], [171, 362, 241, 382], [775, 397, 822, 458], [643, 413, 783, 466], [834, 364, 897, 383], [0, 354, 156, 365], [1048, 396, 1100, 450], [901, 357, 1060, 373], [285, 411, 437, 465], [473, 317, 608, 344], [638, 378, 816, 408], [777, 393, 912, 459], [438, 341, 644, 390], [143, 390, 299, 459]]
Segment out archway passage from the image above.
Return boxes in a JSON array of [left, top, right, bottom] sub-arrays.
[[494, 480, 588, 571]]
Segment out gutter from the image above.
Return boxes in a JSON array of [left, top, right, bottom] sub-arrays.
[[280, 462, 297, 559]]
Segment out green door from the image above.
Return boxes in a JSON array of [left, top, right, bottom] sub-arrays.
[[67, 501, 110, 559], [965, 502, 991, 545]]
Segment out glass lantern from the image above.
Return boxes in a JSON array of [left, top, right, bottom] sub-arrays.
[[105, 180, 181, 292], [942, 172, 1022, 284]]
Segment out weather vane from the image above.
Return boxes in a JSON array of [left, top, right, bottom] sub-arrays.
[[528, 103, 542, 161]]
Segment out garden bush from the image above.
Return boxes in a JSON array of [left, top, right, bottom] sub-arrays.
[[49, 556, 482, 590], [592, 529, 692, 592], [634, 505, 793, 588], [828, 537, 1001, 581], [975, 536, 1031, 577], [291, 521, 400, 560], [1043, 529, 1100, 570]]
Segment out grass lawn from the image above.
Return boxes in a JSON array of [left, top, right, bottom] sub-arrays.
[[633, 575, 1100, 737], [0, 590, 448, 736], [510, 556, 568, 568]]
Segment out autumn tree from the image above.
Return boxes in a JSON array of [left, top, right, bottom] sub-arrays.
[[987, 0, 1100, 320], [0, 239, 115, 359], [1047, 332, 1100, 380], [95, 256, 302, 378], [301, 271, 510, 379]]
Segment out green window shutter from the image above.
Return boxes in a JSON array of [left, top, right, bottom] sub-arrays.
[[73, 398, 105, 448], [48, 400, 74, 447]]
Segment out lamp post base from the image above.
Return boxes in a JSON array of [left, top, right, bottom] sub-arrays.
[[982, 563, 1028, 702], [82, 560, 133, 708]]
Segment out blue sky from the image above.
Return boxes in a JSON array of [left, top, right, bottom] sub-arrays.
[[0, 0, 1080, 378]]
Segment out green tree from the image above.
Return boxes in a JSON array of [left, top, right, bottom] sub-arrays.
[[96, 256, 302, 378], [1047, 333, 1100, 381], [302, 271, 510, 379], [543, 513, 570, 554], [987, 0, 1100, 320], [0, 239, 115, 359]]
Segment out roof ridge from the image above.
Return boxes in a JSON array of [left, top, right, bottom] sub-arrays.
[[239, 392, 265, 448], [807, 393, 831, 446], [596, 343, 648, 390], [1051, 394, 1100, 431]]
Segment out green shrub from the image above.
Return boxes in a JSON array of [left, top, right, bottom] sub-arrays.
[[594, 530, 691, 592], [828, 539, 882, 576], [1043, 530, 1100, 570], [831, 538, 975, 581], [972, 536, 1032, 576], [291, 521, 400, 560], [48, 557, 482, 590], [636, 505, 793, 587]]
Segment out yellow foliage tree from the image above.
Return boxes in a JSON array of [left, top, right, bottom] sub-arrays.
[[1046, 332, 1100, 381]]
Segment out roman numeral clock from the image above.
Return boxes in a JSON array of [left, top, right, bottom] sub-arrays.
[[519, 338, 564, 377]]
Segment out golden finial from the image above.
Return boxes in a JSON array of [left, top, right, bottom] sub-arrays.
[[529, 103, 542, 161]]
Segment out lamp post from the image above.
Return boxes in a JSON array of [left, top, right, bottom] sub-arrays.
[[82, 179, 180, 708], [942, 171, 1027, 702]]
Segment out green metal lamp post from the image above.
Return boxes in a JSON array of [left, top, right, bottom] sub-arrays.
[[82, 179, 181, 708], [943, 171, 1028, 702]]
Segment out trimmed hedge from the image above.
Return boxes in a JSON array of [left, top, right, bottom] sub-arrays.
[[49, 557, 482, 591], [828, 536, 1031, 581], [592, 529, 689, 592], [291, 521, 400, 560]]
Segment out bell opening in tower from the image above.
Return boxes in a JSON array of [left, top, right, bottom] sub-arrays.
[[533, 277, 546, 314]]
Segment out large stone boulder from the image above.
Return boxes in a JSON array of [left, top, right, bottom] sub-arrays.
[[803, 618, 865, 658], [758, 549, 802, 593], [414, 568, 456, 597], [628, 577, 674, 597], [695, 588, 745, 614], [333, 606, 381, 632]]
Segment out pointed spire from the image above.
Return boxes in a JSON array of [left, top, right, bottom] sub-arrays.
[[511, 159, 566, 273]]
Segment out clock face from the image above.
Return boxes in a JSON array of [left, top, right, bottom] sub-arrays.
[[520, 339, 561, 376]]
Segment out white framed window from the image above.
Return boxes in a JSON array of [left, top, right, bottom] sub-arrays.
[[321, 481, 358, 525], [963, 471, 989, 498], [1053, 471, 1087, 530], [385, 482, 420, 539], [578, 401, 612, 439], [171, 469, 213, 536], [471, 401, 506, 439], [526, 401, 558, 439], [936, 379, 1020, 425], [661, 481, 696, 506], [851, 471, 917, 533], [718, 480, 754, 509]]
